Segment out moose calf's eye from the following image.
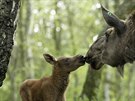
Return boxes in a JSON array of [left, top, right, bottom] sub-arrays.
[[64, 59, 70, 64]]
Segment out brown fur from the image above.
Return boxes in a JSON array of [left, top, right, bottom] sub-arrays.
[[85, 5, 135, 76], [20, 54, 85, 101]]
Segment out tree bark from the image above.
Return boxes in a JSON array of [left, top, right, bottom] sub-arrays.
[[0, 0, 20, 87]]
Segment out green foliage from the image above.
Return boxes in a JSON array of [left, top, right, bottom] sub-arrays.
[[1, 0, 135, 101]]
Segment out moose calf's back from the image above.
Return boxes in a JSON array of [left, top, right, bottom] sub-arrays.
[[20, 54, 85, 101]]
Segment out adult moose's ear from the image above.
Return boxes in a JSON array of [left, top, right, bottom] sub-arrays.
[[43, 54, 56, 65], [101, 5, 125, 34]]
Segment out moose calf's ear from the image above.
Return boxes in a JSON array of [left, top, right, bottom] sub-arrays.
[[101, 5, 125, 34], [43, 54, 56, 65]]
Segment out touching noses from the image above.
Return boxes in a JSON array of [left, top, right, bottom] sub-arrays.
[[85, 54, 92, 63]]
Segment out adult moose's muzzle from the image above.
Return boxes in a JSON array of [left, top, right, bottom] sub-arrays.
[[85, 4, 130, 77], [85, 36, 105, 70]]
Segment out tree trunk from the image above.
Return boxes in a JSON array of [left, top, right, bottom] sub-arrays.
[[0, 0, 20, 87], [7, 0, 31, 100], [52, 0, 62, 54]]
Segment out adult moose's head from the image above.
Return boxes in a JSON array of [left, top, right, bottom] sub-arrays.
[[86, 5, 135, 77]]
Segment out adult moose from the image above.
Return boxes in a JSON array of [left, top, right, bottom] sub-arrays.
[[86, 5, 135, 77]]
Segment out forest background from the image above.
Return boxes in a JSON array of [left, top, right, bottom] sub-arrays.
[[0, 0, 135, 101]]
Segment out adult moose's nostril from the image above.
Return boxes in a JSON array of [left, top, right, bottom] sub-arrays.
[[85, 56, 90, 60]]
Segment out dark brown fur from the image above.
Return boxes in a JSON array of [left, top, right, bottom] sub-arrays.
[[85, 5, 135, 76], [20, 54, 85, 101]]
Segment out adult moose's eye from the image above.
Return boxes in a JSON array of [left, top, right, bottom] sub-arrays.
[[105, 31, 109, 42]]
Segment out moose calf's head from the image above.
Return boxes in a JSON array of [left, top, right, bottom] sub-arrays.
[[20, 54, 85, 101], [86, 5, 135, 76], [43, 54, 85, 73]]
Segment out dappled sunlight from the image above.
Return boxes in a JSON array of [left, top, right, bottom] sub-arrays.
[[0, 0, 135, 101]]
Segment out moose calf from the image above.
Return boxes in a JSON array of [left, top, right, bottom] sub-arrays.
[[20, 53, 85, 101]]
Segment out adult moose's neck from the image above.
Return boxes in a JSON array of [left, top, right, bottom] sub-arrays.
[[123, 11, 135, 64]]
